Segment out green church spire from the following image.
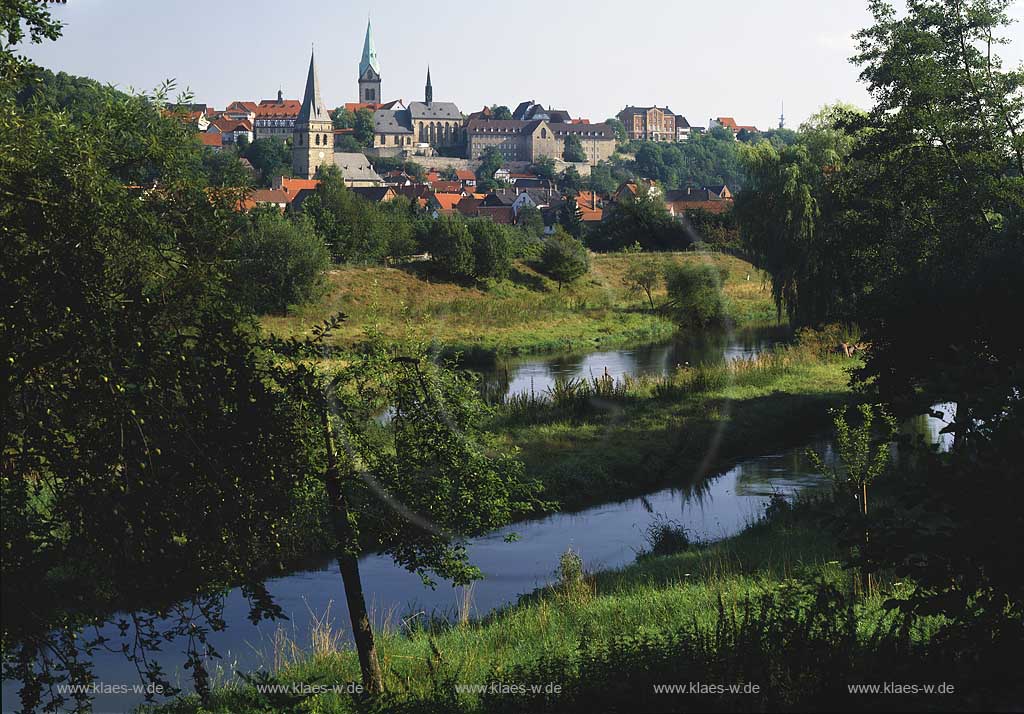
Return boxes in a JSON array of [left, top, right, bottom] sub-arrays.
[[359, 19, 380, 77]]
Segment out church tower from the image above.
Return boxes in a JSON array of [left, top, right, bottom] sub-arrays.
[[358, 20, 381, 103], [424, 66, 433, 105], [292, 48, 333, 180]]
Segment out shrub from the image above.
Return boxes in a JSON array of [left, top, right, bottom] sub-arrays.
[[427, 215, 475, 280], [640, 515, 691, 558], [538, 228, 590, 290], [664, 262, 727, 327], [230, 211, 329, 314], [467, 219, 513, 280]]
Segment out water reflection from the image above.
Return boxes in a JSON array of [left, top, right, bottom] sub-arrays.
[[475, 325, 791, 402]]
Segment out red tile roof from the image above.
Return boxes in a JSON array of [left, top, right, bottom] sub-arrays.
[[198, 133, 222, 147], [715, 117, 738, 129], [455, 169, 476, 181], [255, 99, 301, 118], [433, 193, 464, 212], [431, 180, 463, 194]]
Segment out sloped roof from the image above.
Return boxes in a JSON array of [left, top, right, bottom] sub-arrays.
[[332, 153, 384, 184], [373, 109, 413, 133], [408, 101, 462, 120], [297, 50, 329, 124], [433, 193, 464, 212], [255, 99, 301, 118], [351, 186, 395, 202], [455, 169, 476, 181], [198, 133, 222, 147]]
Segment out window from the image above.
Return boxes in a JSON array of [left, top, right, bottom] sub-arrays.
[[315, 134, 320, 146], [540, 128, 547, 138]]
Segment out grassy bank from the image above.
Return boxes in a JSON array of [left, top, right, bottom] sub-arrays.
[[157, 494, 996, 713], [495, 329, 857, 511], [262, 252, 777, 358]]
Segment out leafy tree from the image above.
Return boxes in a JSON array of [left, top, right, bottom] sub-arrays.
[[623, 256, 661, 310], [476, 146, 503, 182], [427, 215, 475, 280], [332, 106, 355, 130], [467, 218, 513, 280], [491, 105, 512, 120], [559, 195, 584, 238], [587, 161, 619, 195], [230, 211, 330, 313], [2, 24, 313, 708], [539, 228, 589, 290], [301, 166, 412, 264], [201, 144, 251, 187], [516, 204, 545, 239], [605, 116, 628, 144], [269, 329, 542, 694], [809, 404, 896, 593], [563, 133, 587, 162], [559, 165, 583, 194], [530, 156, 557, 181], [243, 137, 292, 186], [593, 183, 689, 252], [335, 134, 362, 152], [663, 262, 727, 327], [353, 107, 375, 147], [628, 132, 746, 189]]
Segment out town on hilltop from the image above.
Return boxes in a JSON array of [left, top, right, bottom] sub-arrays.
[[185, 20, 770, 227]]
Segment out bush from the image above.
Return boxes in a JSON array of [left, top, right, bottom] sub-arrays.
[[640, 515, 691, 557], [230, 211, 329, 314], [427, 215, 475, 280], [467, 219, 513, 280], [538, 228, 590, 290], [664, 262, 727, 327]]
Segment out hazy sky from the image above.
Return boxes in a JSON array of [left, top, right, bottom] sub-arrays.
[[20, 0, 1024, 130]]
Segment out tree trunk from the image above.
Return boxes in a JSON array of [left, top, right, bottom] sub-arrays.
[[860, 480, 873, 595], [322, 410, 384, 694], [646, 289, 655, 311]]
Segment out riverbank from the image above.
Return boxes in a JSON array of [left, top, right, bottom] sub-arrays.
[[154, 495, 978, 713], [261, 252, 777, 358], [494, 328, 857, 512]]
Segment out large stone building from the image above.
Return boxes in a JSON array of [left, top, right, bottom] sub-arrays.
[[465, 119, 615, 165], [371, 67, 463, 153], [617, 105, 683, 142], [292, 50, 334, 179]]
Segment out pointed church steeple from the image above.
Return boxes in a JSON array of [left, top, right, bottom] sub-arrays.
[[297, 48, 328, 123], [359, 19, 380, 77], [425, 66, 433, 105], [357, 19, 382, 102], [293, 47, 334, 180]]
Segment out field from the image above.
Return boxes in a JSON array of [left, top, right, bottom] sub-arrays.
[[261, 252, 778, 357]]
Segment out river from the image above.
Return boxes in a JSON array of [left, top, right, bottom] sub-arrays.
[[0, 328, 956, 713]]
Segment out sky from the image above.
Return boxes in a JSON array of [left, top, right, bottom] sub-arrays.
[[19, 0, 1024, 131]]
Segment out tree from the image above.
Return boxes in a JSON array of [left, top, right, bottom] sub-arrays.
[[530, 156, 557, 181], [623, 256, 661, 310], [476, 146, 503, 182], [809, 404, 896, 593], [559, 165, 583, 194], [269, 328, 542, 694], [491, 105, 512, 120], [516, 204, 545, 239], [559, 195, 584, 239], [563, 133, 587, 162], [301, 165, 399, 263], [587, 161, 619, 195], [201, 144, 251, 187], [467, 218, 513, 280], [605, 116, 628, 144], [663, 262, 727, 327], [539, 228, 590, 290], [332, 106, 356, 130], [593, 183, 689, 252], [353, 107, 375, 147], [243, 137, 292, 186], [230, 211, 330, 314], [427, 215, 475, 280], [2, 27, 315, 708]]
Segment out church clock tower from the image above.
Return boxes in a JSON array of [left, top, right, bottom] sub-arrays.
[[292, 48, 333, 180], [357, 19, 382, 103]]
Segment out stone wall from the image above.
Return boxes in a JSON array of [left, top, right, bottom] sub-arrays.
[[362, 153, 591, 176]]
